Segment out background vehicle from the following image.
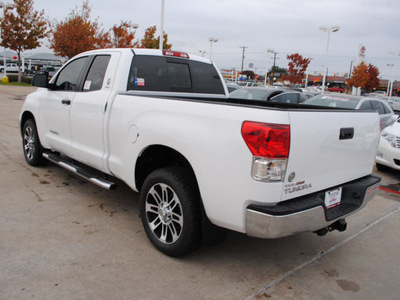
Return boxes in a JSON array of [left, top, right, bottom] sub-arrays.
[[229, 87, 285, 101], [225, 82, 242, 93], [327, 87, 345, 93], [388, 97, 400, 113], [376, 117, 400, 171], [0, 63, 20, 73], [303, 94, 397, 129], [269, 91, 314, 104]]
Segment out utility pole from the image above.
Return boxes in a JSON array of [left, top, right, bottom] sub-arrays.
[[240, 46, 248, 78]]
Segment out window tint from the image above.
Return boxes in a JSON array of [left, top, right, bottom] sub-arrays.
[[371, 101, 385, 114], [359, 101, 373, 111], [83, 55, 111, 92], [189, 60, 225, 94], [382, 102, 391, 114], [127, 55, 225, 94], [54, 57, 88, 91], [270, 93, 299, 104]]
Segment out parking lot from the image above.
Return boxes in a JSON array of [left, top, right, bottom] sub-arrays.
[[1, 85, 400, 300]]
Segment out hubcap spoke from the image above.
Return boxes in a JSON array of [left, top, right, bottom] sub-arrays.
[[145, 182, 183, 244]]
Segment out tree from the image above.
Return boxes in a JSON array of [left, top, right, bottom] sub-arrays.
[[348, 62, 380, 92], [0, 0, 48, 82], [283, 53, 310, 84], [49, 0, 109, 58], [365, 64, 380, 92], [107, 21, 139, 48], [241, 70, 255, 80], [139, 25, 172, 49]]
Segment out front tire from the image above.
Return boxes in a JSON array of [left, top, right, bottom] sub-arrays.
[[22, 119, 46, 166], [140, 167, 202, 257]]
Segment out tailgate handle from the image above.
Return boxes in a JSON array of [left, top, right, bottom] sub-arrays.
[[61, 99, 71, 105], [339, 127, 354, 140]]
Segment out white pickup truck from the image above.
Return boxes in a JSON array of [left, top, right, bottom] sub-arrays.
[[20, 48, 381, 256], [0, 63, 20, 73]]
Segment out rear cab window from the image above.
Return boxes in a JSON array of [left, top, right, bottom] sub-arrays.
[[127, 55, 225, 95]]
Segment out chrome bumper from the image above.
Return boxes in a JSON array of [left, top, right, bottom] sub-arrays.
[[245, 175, 381, 239]]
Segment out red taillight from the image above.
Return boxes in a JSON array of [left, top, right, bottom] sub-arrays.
[[162, 50, 189, 59], [241, 122, 290, 158]]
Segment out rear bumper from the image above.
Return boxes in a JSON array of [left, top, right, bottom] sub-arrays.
[[245, 175, 381, 239]]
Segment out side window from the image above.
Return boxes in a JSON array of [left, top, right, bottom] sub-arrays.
[[371, 101, 385, 115], [359, 101, 373, 111], [53, 57, 88, 91], [382, 102, 391, 114], [269, 94, 283, 102], [279, 93, 299, 104], [83, 55, 111, 92]]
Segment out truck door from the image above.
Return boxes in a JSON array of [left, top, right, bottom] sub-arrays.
[[38, 56, 89, 157], [69, 53, 119, 172]]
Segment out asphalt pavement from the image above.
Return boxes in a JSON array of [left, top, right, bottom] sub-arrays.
[[1, 85, 399, 299]]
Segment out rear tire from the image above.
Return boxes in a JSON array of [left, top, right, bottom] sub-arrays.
[[22, 119, 47, 166], [140, 167, 202, 257]]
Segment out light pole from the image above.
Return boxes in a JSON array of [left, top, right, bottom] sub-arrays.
[[0, 2, 14, 79], [319, 26, 340, 93], [239, 46, 248, 79], [304, 58, 313, 88], [387, 52, 400, 98], [159, 0, 164, 50], [208, 38, 218, 60], [199, 50, 206, 57], [264, 48, 274, 86]]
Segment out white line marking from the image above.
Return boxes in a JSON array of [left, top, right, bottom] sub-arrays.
[[246, 205, 400, 299]]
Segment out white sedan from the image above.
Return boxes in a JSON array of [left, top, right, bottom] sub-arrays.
[[376, 118, 400, 171]]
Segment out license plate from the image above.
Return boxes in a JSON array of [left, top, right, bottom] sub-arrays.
[[325, 187, 342, 209]]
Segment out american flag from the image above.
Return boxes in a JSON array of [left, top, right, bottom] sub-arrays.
[[135, 78, 145, 86]]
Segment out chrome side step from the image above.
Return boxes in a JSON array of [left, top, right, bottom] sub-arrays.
[[42, 152, 117, 190]]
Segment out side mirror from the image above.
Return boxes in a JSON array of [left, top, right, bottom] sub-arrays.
[[391, 114, 399, 122], [32, 74, 49, 88]]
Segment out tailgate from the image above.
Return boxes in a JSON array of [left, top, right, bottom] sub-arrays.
[[282, 110, 380, 201]]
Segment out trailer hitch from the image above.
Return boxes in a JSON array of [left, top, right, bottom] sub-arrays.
[[314, 219, 347, 236]]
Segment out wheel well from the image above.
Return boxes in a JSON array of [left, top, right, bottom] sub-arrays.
[[135, 145, 195, 192], [20, 111, 35, 135]]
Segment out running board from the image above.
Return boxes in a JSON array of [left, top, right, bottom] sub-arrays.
[[42, 152, 117, 190]]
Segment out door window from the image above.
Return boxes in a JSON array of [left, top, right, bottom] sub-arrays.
[[53, 57, 88, 91], [83, 55, 111, 92], [371, 101, 385, 115], [359, 101, 373, 111]]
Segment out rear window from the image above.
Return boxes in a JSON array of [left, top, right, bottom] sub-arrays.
[[127, 55, 225, 94]]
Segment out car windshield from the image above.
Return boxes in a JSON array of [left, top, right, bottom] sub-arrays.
[[229, 88, 269, 101], [302, 95, 360, 109]]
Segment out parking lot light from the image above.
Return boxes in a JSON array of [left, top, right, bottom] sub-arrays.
[[319, 26, 340, 93]]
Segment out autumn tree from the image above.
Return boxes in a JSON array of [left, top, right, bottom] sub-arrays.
[[283, 53, 310, 84], [139, 25, 172, 49], [49, 0, 109, 58], [0, 0, 48, 82], [348, 62, 380, 92], [107, 21, 139, 48], [365, 64, 380, 92]]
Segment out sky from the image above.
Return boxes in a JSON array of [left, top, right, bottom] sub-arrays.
[[26, 0, 400, 80]]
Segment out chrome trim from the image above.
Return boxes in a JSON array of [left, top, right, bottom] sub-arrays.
[[245, 180, 380, 239], [43, 152, 117, 190]]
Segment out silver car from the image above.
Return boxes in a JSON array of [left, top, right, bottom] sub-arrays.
[[302, 94, 397, 129]]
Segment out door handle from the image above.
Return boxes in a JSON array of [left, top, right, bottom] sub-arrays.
[[339, 127, 354, 140], [62, 99, 71, 105]]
